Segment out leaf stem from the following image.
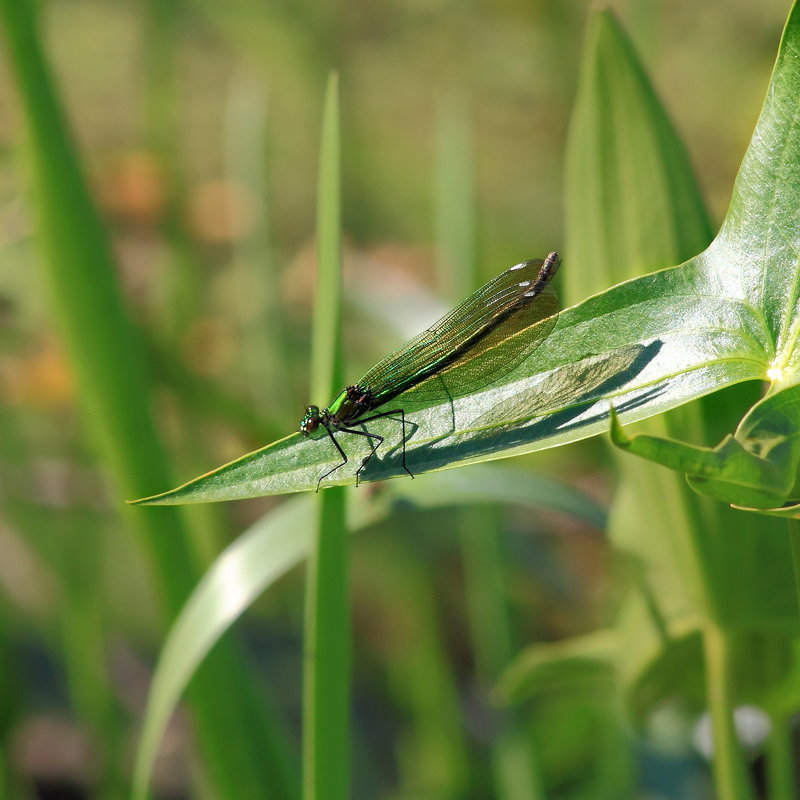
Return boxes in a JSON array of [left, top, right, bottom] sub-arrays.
[[765, 711, 796, 800], [787, 518, 800, 610], [702, 624, 755, 800]]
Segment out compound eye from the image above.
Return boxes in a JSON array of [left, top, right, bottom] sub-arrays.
[[300, 418, 319, 434], [300, 406, 321, 435]]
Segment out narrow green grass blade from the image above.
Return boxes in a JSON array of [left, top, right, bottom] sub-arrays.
[[302, 73, 349, 800], [0, 3, 296, 798], [0, 0, 170, 505]]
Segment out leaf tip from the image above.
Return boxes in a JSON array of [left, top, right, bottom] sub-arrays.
[[608, 404, 631, 448], [126, 488, 180, 506]]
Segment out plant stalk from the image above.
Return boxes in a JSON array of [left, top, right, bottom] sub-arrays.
[[702, 624, 755, 800]]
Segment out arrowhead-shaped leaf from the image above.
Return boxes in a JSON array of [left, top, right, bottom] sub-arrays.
[[135, 2, 800, 505]]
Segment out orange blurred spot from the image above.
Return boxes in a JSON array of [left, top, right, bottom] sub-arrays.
[[97, 150, 166, 225], [1, 339, 73, 408], [185, 179, 261, 244]]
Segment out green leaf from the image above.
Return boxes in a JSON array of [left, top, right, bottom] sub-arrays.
[[564, 8, 712, 297], [495, 630, 619, 704], [136, 1, 800, 504], [495, 630, 635, 800]]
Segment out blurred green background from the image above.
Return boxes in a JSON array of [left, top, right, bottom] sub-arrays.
[[0, 0, 793, 798]]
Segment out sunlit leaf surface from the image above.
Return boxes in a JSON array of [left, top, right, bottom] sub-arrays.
[[134, 5, 800, 508]]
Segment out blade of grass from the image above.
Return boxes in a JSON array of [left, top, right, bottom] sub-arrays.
[[302, 73, 349, 800], [0, 3, 296, 798]]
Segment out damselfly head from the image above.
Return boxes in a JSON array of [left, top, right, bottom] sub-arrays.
[[300, 405, 322, 435]]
